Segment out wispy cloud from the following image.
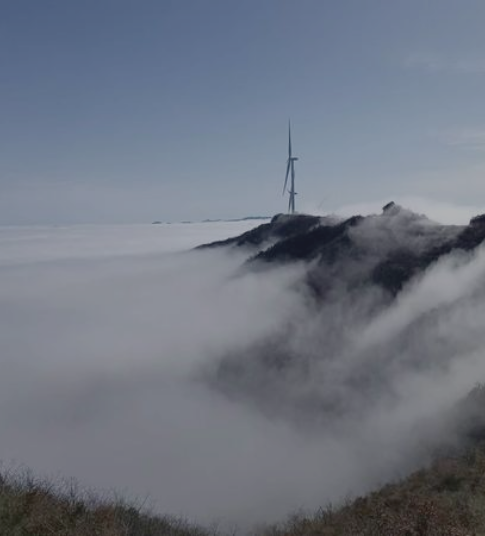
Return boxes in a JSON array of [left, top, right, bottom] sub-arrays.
[[406, 53, 485, 74], [330, 196, 485, 225], [432, 127, 485, 151]]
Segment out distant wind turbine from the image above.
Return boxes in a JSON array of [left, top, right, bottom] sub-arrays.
[[283, 121, 298, 213]]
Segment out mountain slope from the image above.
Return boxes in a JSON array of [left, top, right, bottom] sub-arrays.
[[199, 204, 485, 475], [264, 442, 485, 536], [200, 203, 485, 296]]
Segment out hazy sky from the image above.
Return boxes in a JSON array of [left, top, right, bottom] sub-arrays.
[[3, 0, 485, 224]]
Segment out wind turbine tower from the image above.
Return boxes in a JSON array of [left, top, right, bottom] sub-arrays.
[[283, 121, 298, 213]]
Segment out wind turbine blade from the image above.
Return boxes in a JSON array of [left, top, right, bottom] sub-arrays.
[[288, 195, 292, 212], [288, 121, 292, 157], [283, 159, 290, 194]]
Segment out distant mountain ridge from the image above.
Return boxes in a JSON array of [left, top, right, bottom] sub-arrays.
[[152, 216, 270, 225]]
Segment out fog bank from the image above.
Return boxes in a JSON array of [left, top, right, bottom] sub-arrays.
[[1, 216, 485, 527]]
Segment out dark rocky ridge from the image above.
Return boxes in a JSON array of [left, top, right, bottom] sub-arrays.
[[196, 213, 322, 250], [199, 203, 485, 297], [198, 203, 485, 434]]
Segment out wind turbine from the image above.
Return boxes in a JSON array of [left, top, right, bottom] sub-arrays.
[[283, 121, 298, 213]]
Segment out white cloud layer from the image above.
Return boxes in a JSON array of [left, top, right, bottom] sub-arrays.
[[1, 214, 485, 529]]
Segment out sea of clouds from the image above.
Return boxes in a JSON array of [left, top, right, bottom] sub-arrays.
[[2, 206, 485, 528]]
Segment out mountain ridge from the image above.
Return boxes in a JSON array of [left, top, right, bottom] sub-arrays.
[[198, 202, 485, 297], [198, 202, 485, 451]]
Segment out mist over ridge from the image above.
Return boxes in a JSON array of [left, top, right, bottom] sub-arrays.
[[2, 202, 485, 527], [200, 202, 485, 513]]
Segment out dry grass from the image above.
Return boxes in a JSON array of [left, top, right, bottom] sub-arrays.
[[0, 469, 212, 536], [3, 386, 485, 535], [3, 445, 485, 535], [261, 445, 485, 536]]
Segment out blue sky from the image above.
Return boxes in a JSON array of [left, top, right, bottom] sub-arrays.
[[2, 0, 485, 223]]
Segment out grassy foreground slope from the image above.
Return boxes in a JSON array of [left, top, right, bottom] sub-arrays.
[[0, 473, 211, 536], [1, 443, 485, 535], [263, 445, 485, 536], [3, 385, 485, 535]]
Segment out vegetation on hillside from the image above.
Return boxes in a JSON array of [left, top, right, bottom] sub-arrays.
[[262, 445, 485, 536], [2, 385, 485, 535], [2, 444, 485, 535], [0, 471, 212, 536]]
